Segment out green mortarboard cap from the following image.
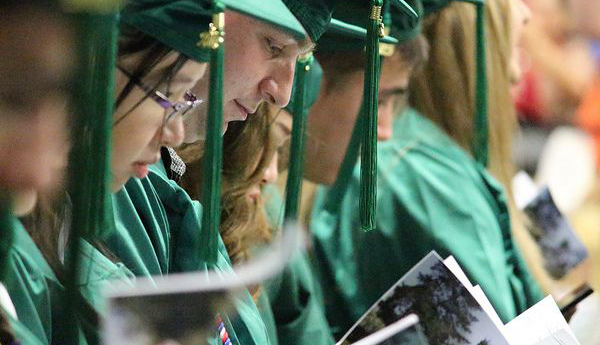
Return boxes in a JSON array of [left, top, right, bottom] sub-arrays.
[[328, 18, 399, 44], [122, 0, 308, 64], [388, 0, 423, 43], [222, 0, 307, 40], [121, 0, 213, 63], [316, 0, 415, 53], [283, 0, 336, 42]]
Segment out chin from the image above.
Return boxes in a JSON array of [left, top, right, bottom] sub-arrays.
[[221, 121, 229, 135], [110, 175, 128, 193], [509, 64, 522, 86]]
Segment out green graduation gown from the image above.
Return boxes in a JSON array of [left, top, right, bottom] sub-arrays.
[[76, 240, 135, 314], [260, 185, 335, 345], [3, 217, 130, 345], [5, 310, 46, 345], [310, 108, 544, 338], [3, 217, 61, 345], [108, 162, 271, 345]]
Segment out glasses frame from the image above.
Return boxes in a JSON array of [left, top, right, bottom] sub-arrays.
[[116, 65, 203, 124]]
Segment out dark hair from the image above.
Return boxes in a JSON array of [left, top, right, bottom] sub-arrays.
[[113, 25, 190, 125], [316, 34, 429, 92]]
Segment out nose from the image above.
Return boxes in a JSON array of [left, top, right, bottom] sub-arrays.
[[259, 60, 295, 108], [262, 153, 279, 184], [161, 115, 185, 148], [377, 107, 394, 142]]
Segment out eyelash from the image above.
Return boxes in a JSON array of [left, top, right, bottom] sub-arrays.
[[265, 38, 284, 58]]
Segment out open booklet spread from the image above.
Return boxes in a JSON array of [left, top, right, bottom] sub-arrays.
[[338, 252, 511, 345], [339, 251, 582, 345], [102, 222, 305, 345]]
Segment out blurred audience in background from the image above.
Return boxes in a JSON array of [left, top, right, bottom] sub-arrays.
[[510, 0, 600, 306]]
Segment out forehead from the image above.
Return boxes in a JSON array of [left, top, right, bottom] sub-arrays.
[[226, 10, 312, 51], [0, 12, 73, 86]]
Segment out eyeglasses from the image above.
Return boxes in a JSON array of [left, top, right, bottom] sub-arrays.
[[116, 65, 203, 123]]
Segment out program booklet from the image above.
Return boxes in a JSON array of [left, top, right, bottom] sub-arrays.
[[102, 222, 305, 345], [513, 171, 588, 279], [338, 252, 511, 345], [339, 251, 583, 345]]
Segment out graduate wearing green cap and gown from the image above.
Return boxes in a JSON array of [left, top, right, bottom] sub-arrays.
[[252, 0, 418, 343], [0, 0, 118, 343], [106, 1, 307, 345], [309, 0, 544, 337], [143, 2, 332, 343]]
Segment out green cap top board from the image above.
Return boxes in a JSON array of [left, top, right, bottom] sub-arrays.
[[282, 0, 415, 43], [283, 0, 336, 42], [122, 0, 307, 64], [317, 0, 417, 54]]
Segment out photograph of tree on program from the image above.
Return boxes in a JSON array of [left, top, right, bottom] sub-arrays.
[[342, 253, 510, 345], [523, 187, 588, 279]]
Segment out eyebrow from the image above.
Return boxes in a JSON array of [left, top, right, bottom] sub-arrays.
[[379, 87, 407, 98], [298, 41, 317, 55], [262, 21, 315, 55]]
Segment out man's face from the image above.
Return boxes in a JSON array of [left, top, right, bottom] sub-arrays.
[[184, 11, 314, 143], [304, 53, 412, 185], [377, 55, 412, 141]]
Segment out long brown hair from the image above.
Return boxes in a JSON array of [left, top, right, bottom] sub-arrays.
[[179, 103, 279, 264], [409, 0, 514, 187], [409, 0, 553, 291]]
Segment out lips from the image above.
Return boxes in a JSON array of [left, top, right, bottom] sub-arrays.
[[132, 163, 149, 179], [233, 100, 250, 121], [233, 100, 259, 122], [132, 154, 160, 179]]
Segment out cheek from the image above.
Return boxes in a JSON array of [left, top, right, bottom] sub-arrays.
[[224, 38, 266, 100], [0, 116, 63, 190], [111, 103, 163, 170]]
